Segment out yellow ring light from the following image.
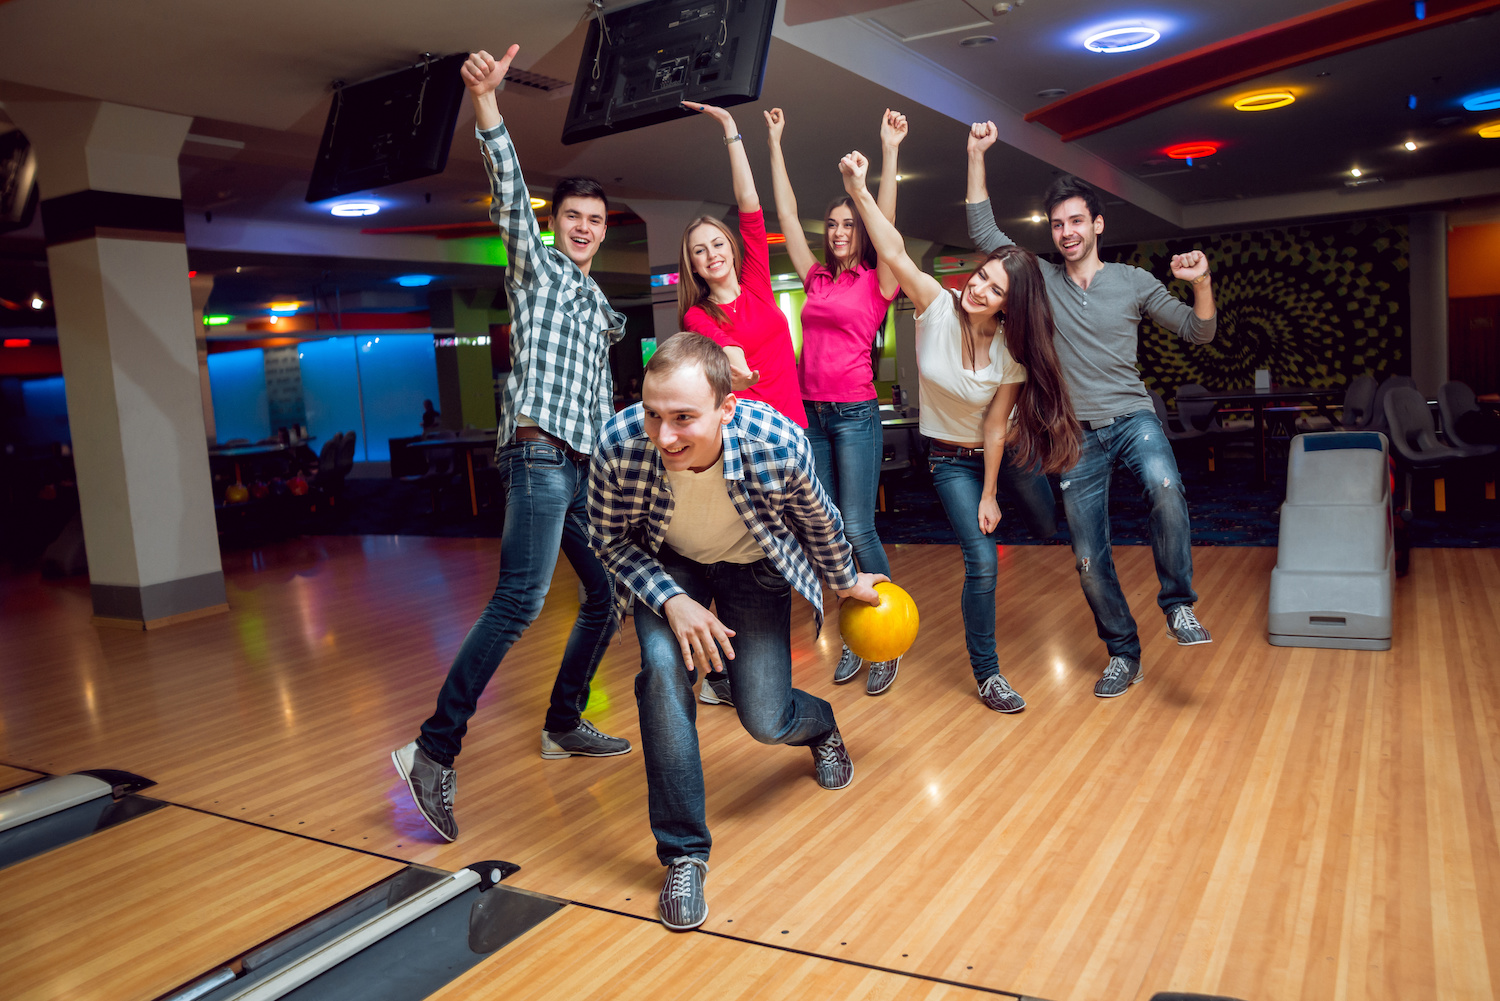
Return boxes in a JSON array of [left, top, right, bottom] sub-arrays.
[[1479, 122, 1500, 139], [1233, 91, 1296, 112]]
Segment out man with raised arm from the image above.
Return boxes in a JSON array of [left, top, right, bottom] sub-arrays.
[[966, 122, 1217, 699], [391, 46, 631, 843], [588, 332, 886, 931]]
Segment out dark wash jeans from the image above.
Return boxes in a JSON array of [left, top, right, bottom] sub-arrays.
[[802, 398, 891, 578], [418, 441, 616, 766], [928, 450, 1058, 682], [633, 547, 837, 864], [1059, 408, 1197, 662]]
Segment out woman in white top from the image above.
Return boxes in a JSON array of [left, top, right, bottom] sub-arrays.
[[839, 150, 1080, 714]]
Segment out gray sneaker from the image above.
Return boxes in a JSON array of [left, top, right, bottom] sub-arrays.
[[391, 741, 457, 842], [978, 674, 1026, 713], [811, 725, 854, 790], [865, 657, 900, 695], [1094, 655, 1143, 697], [1166, 604, 1212, 645], [659, 856, 709, 930], [832, 645, 863, 684], [540, 719, 633, 759], [698, 674, 733, 706]]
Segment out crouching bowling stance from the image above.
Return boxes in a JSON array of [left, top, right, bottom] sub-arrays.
[[589, 333, 886, 931]]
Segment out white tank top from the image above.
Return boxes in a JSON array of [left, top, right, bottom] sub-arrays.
[[915, 292, 1026, 443]]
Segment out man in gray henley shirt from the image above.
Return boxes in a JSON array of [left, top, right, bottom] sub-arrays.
[[966, 121, 1217, 699]]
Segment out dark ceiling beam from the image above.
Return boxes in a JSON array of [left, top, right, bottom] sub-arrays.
[[1026, 0, 1500, 142]]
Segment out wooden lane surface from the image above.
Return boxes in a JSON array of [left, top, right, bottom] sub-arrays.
[[1, 538, 1497, 999], [0, 763, 42, 791], [428, 904, 1007, 1000], [0, 805, 401, 1001]]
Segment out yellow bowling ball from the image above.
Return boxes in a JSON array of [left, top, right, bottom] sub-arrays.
[[224, 482, 250, 504], [839, 582, 919, 663]]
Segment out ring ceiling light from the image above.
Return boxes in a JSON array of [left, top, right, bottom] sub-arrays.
[[1461, 89, 1500, 112], [1165, 142, 1218, 159], [1233, 91, 1295, 112], [330, 201, 380, 217], [1084, 26, 1161, 53], [1479, 122, 1500, 138]]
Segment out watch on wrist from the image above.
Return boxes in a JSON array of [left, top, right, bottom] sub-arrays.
[[723, 133, 742, 145], [1190, 272, 1211, 286]]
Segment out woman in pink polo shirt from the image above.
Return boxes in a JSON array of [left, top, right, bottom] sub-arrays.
[[765, 106, 905, 695], [677, 101, 805, 429]]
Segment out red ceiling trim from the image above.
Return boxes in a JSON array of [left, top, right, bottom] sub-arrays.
[[1026, 0, 1500, 142]]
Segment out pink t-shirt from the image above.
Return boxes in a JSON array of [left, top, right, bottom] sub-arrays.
[[798, 263, 897, 403], [683, 208, 806, 427]]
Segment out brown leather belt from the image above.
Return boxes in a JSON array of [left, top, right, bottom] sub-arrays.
[[929, 440, 984, 458], [512, 425, 583, 462]]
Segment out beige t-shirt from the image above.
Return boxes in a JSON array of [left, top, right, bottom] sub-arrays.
[[663, 452, 767, 564], [916, 292, 1026, 443]]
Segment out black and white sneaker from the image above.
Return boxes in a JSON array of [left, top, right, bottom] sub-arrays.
[[978, 674, 1026, 713], [659, 856, 709, 930], [811, 725, 854, 790], [540, 719, 633, 759], [865, 657, 899, 695], [1094, 655, 1143, 698], [1166, 605, 1212, 645], [391, 741, 457, 842], [832, 645, 863, 684], [698, 674, 733, 706]]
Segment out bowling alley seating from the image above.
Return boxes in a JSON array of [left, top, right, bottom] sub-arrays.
[[1384, 385, 1497, 519]]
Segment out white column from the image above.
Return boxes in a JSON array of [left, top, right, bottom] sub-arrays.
[[623, 197, 732, 342], [6, 97, 226, 628]]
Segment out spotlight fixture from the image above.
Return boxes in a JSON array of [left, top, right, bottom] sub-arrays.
[[1084, 26, 1161, 53], [1350, 167, 1363, 177], [329, 201, 380, 217], [1165, 142, 1218, 160], [1462, 89, 1500, 112], [960, 35, 997, 46], [1404, 140, 1418, 151], [30, 295, 45, 310], [1233, 91, 1295, 112], [269, 316, 280, 325], [1030, 214, 1044, 223]]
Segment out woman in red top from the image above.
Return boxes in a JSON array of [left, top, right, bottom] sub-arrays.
[[677, 101, 804, 429]]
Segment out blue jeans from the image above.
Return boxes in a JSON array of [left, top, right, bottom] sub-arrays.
[[803, 399, 891, 577], [928, 451, 1058, 682], [418, 441, 617, 765], [1059, 409, 1197, 662], [634, 547, 837, 864]]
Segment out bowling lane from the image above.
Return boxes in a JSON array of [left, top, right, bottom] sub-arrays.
[[0, 765, 42, 792], [429, 906, 1001, 1000], [0, 805, 401, 1001]]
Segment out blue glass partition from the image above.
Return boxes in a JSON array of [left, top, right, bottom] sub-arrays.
[[206, 349, 270, 443], [355, 334, 440, 460], [298, 336, 363, 459]]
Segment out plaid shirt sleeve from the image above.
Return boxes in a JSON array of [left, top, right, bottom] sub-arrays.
[[478, 123, 555, 289], [587, 408, 685, 622]]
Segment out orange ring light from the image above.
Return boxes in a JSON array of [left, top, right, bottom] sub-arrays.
[[1233, 91, 1295, 112], [1166, 143, 1219, 159], [1480, 122, 1500, 139]]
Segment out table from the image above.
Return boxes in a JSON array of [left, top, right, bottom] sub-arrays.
[[406, 433, 499, 516], [1193, 386, 1342, 482], [207, 443, 290, 484]]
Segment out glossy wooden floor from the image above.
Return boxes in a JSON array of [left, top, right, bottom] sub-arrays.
[[1, 537, 1497, 1000]]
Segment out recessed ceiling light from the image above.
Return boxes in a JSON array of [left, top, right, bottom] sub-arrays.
[[1350, 167, 1363, 177], [1165, 142, 1218, 160], [960, 35, 997, 46], [1479, 122, 1500, 138], [1029, 214, 1043, 223], [1404, 140, 1418, 151], [269, 302, 299, 314], [30, 296, 45, 310], [396, 275, 434, 287], [1233, 91, 1295, 112], [330, 201, 380, 217], [1036, 88, 1068, 99], [1084, 26, 1161, 53], [1462, 90, 1500, 112]]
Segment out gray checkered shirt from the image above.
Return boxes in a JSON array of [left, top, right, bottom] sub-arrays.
[[588, 399, 858, 632], [479, 123, 625, 455]]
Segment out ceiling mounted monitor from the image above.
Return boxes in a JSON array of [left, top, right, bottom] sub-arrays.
[[306, 53, 469, 204], [561, 0, 778, 146], [0, 129, 39, 234]]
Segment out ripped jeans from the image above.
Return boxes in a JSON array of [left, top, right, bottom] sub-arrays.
[[1059, 409, 1196, 662]]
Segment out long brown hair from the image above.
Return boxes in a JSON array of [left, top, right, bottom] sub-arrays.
[[953, 246, 1080, 474], [677, 215, 742, 328], [822, 195, 876, 278]]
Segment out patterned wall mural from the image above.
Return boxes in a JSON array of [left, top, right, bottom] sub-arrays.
[[1109, 217, 1410, 396]]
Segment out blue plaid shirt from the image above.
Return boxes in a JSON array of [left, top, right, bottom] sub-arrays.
[[479, 123, 625, 455], [588, 399, 858, 630]]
